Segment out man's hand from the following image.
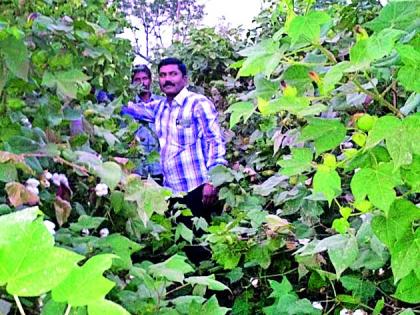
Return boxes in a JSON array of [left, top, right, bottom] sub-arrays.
[[202, 183, 218, 207]]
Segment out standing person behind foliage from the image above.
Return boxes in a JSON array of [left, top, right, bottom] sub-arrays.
[[121, 57, 227, 222], [130, 65, 164, 181]]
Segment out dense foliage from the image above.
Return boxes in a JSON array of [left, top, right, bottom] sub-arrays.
[[1, 0, 419, 315]]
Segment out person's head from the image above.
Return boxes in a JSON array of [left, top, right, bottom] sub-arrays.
[[157, 58, 188, 98], [132, 65, 152, 93]]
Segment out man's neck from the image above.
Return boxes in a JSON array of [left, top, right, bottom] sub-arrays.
[[139, 92, 151, 102]]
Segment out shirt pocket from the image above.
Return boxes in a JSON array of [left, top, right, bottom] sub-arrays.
[[175, 117, 196, 146]]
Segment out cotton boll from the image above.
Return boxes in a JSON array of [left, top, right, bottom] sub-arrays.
[[43, 220, 56, 235], [95, 183, 109, 197], [26, 185, 39, 196], [312, 302, 323, 310], [26, 178, 40, 187], [82, 228, 90, 236], [99, 228, 110, 238], [250, 278, 259, 288], [353, 310, 368, 315], [340, 309, 352, 315]]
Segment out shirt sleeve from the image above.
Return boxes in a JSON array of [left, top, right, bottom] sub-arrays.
[[121, 100, 159, 123], [194, 98, 227, 171]]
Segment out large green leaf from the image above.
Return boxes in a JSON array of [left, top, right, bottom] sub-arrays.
[[88, 299, 130, 315], [288, 11, 331, 45], [0, 162, 18, 182], [97, 161, 122, 190], [391, 230, 420, 283], [0, 217, 83, 296], [225, 101, 255, 129], [96, 234, 143, 270], [185, 275, 230, 291], [313, 165, 342, 205], [402, 154, 420, 192], [42, 69, 89, 100], [350, 29, 404, 65], [188, 295, 229, 315], [398, 65, 420, 93], [394, 272, 420, 304], [328, 235, 359, 278], [124, 176, 171, 225], [52, 254, 117, 306], [300, 118, 346, 155], [366, 116, 401, 149], [0, 35, 29, 80], [364, 1, 420, 32], [350, 162, 402, 212], [371, 199, 420, 248], [148, 254, 194, 283], [279, 148, 313, 176]]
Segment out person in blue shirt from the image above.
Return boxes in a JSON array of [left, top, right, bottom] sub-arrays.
[[129, 65, 164, 180]]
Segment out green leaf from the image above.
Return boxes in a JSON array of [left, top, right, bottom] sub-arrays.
[[279, 148, 313, 176], [124, 176, 171, 225], [394, 272, 420, 304], [340, 275, 376, 300], [402, 154, 420, 192], [391, 230, 420, 283], [0, 163, 18, 182], [268, 277, 293, 298], [175, 223, 193, 244], [268, 96, 313, 117], [148, 254, 194, 283], [209, 165, 235, 187], [42, 69, 89, 100], [371, 199, 420, 248], [245, 243, 271, 269], [52, 254, 117, 306], [185, 275, 230, 291], [323, 62, 351, 94], [398, 65, 420, 93], [88, 299, 130, 315], [225, 102, 255, 129], [350, 29, 404, 64], [189, 295, 229, 315], [328, 235, 359, 278], [373, 299, 385, 315], [365, 1, 420, 32], [0, 35, 29, 80], [254, 75, 279, 100], [350, 162, 402, 212], [288, 11, 331, 45], [96, 234, 143, 270], [69, 215, 105, 232], [97, 161, 122, 190], [313, 165, 342, 205], [0, 218, 83, 296], [300, 118, 346, 155], [396, 44, 420, 67], [366, 116, 401, 149]]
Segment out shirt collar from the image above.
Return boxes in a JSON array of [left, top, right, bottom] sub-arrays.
[[172, 87, 190, 106]]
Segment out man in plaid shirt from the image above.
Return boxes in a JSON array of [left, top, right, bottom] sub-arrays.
[[121, 57, 227, 220]]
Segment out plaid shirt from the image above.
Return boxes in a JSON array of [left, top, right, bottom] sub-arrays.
[[121, 88, 227, 193]]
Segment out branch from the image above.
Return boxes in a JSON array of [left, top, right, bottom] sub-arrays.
[[353, 79, 403, 117]]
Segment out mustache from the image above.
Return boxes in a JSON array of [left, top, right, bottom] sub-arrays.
[[163, 82, 175, 87]]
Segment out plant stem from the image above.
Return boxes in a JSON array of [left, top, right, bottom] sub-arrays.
[[64, 304, 72, 315], [165, 283, 191, 297], [353, 79, 403, 117], [13, 295, 26, 315]]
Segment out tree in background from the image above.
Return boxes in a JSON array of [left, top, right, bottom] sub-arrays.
[[119, 0, 204, 61]]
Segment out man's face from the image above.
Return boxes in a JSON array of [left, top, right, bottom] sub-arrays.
[[159, 64, 187, 97], [132, 71, 151, 92]]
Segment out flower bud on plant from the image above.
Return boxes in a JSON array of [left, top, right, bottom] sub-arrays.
[[354, 25, 369, 41], [356, 114, 376, 132], [354, 199, 373, 213]]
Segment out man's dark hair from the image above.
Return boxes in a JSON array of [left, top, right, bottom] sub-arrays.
[[132, 64, 152, 81], [158, 57, 187, 76]]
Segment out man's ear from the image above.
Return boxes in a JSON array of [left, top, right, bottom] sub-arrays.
[[183, 75, 189, 85]]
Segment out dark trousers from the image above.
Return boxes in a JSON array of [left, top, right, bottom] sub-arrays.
[[170, 184, 222, 264]]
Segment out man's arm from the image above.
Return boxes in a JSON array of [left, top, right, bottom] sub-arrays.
[[195, 98, 227, 170], [121, 100, 158, 123]]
